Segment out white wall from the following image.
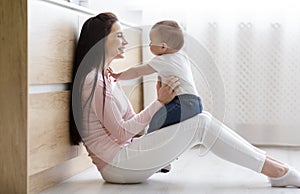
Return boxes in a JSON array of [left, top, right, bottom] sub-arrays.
[[86, 0, 142, 26]]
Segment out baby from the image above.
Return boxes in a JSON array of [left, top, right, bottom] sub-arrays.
[[109, 20, 203, 133]]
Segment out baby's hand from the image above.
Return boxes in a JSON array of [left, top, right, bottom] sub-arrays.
[[107, 67, 120, 82]]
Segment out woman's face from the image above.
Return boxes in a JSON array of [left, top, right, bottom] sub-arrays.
[[105, 22, 128, 63]]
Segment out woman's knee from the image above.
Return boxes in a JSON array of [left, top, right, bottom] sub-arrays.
[[196, 111, 212, 128], [200, 111, 212, 118]]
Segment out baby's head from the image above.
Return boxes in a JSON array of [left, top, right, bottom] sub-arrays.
[[149, 20, 184, 55]]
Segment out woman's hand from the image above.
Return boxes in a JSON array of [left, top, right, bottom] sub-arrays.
[[156, 76, 180, 105]]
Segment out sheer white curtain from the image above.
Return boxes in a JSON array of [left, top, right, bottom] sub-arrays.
[[142, 1, 300, 145], [185, 12, 300, 146]]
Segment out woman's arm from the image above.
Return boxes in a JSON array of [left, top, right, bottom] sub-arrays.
[[108, 64, 156, 80], [94, 76, 179, 142], [94, 83, 163, 142]]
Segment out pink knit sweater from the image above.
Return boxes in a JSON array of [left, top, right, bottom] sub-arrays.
[[81, 71, 163, 170]]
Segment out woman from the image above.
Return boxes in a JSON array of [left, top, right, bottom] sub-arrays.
[[70, 12, 300, 187]]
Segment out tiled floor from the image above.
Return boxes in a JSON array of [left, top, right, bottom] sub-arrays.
[[40, 146, 300, 194]]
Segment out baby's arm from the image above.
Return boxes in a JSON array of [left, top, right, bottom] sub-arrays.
[[109, 64, 156, 80]]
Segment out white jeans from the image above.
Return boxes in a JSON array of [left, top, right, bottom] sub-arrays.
[[101, 112, 266, 183]]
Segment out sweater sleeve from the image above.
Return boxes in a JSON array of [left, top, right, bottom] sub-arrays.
[[94, 82, 163, 142]]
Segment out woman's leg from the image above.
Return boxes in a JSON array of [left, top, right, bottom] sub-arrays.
[[202, 116, 267, 173], [102, 111, 300, 186], [202, 115, 300, 187], [101, 112, 212, 183], [101, 111, 263, 183]]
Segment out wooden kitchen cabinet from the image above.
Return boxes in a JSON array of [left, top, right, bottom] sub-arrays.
[[1, 1, 92, 193], [0, 0, 143, 193]]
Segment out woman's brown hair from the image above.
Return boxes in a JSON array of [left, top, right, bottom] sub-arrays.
[[70, 12, 118, 145]]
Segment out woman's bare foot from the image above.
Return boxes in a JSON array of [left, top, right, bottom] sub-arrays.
[[262, 156, 300, 187], [262, 157, 288, 178]]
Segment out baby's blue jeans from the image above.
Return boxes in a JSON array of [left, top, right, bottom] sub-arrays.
[[147, 94, 202, 133]]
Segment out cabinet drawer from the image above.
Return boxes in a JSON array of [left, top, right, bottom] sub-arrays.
[[28, 91, 77, 175], [29, 0, 78, 84]]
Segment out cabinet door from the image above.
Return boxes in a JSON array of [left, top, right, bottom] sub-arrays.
[[28, 91, 77, 175], [28, 0, 78, 84], [28, 1, 92, 192]]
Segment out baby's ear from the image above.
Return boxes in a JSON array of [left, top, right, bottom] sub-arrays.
[[161, 42, 168, 50]]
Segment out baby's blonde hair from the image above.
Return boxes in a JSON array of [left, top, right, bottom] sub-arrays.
[[151, 20, 184, 51]]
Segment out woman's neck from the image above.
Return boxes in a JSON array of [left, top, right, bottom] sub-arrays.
[[99, 62, 110, 77]]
